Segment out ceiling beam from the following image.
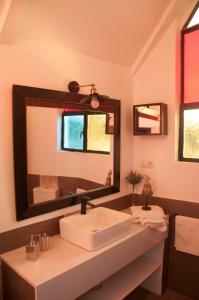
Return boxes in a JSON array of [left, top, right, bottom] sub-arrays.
[[130, 0, 197, 76], [0, 0, 12, 36], [0, 0, 29, 44]]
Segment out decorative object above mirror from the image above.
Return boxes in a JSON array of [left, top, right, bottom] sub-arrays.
[[13, 84, 120, 220], [133, 103, 167, 135]]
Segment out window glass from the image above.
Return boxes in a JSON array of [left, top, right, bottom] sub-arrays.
[[180, 3, 199, 162], [183, 109, 199, 159], [87, 114, 110, 152], [63, 115, 84, 150], [187, 7, 199, 28], [184, 30, 199, 103]]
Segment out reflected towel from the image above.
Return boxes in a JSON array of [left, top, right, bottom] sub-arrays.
[[175, 215, 199, 256], [76, 187, 87, 194], [130, 205, 168, 232]]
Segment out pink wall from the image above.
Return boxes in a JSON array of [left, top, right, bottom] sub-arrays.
[[132, 20, 199, 203], [0, 38, 133, 232]]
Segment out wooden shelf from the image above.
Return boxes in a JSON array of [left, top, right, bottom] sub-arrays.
[[79, 255, 161, 300]]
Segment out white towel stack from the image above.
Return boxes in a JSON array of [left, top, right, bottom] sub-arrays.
[[175, 215, 199, 256], [130, 205, 168, 232]]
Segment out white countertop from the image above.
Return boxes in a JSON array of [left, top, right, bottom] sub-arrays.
[[1, 223, 149, 287]]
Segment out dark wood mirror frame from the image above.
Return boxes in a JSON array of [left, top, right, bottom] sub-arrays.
[[13, 85, 120, 220], [133, 103, 168, 136]]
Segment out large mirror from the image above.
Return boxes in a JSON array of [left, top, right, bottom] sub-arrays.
[[13, 85, 120, 220], [133, 103, 167, 135]]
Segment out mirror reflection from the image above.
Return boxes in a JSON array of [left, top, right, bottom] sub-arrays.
[[26, 106, 114, 205], [13, 84, 120, 220], [133, 103, 167, 135], [136, 105, 160, 134]]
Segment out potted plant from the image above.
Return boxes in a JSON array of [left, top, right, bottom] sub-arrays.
[[126, 170, 142, 205]]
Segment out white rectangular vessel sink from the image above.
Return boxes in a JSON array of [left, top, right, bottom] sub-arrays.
[[59, 207, 132, 251]]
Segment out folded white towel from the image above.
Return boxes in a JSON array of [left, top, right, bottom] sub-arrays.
[[175, 215, 199, 256], [130, 205, 168, 232]]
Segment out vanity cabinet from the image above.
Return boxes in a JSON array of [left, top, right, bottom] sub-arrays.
[[1, 223, 167, 300], [78, 242, 164, 300]]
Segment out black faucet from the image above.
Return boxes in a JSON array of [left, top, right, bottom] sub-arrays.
[[80, 196, 96, 214]]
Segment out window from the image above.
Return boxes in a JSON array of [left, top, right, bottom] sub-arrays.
[[179, 3, 199, 162], [61, 112, 110, 154]]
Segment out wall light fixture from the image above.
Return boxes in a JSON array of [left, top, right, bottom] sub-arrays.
[[68, 81, 109, 109]]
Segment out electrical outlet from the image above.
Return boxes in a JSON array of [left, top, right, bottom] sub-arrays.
[[141, 160, 155, 168]]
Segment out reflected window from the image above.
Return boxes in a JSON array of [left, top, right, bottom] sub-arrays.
[[179, 2, 199, 162], [63, 115, 84, 150], [61, 112, 110, 154], [87, 114, 110, 152]]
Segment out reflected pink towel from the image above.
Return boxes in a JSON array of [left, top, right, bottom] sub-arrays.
[[130, 205, 168, 232]]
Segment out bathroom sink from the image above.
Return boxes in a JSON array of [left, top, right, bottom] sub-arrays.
[[59, 207, 132, 251]]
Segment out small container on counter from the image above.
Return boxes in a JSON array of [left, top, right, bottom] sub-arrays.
[[40, 233, 49, 252], [30, 233, 41, 245], [26, 241, 40, 261]]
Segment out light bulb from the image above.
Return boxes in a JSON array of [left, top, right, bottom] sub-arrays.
[[91, 96, 99, 109]]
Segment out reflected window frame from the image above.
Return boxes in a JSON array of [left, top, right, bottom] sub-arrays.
[[179, 1, 199, 163], [61, 111, 110, 155]]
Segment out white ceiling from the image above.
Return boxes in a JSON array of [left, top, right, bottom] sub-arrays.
[[0, 0, 195, 67]]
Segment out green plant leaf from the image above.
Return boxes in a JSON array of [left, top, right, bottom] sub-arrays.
[[126, 170, 142, 186]]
